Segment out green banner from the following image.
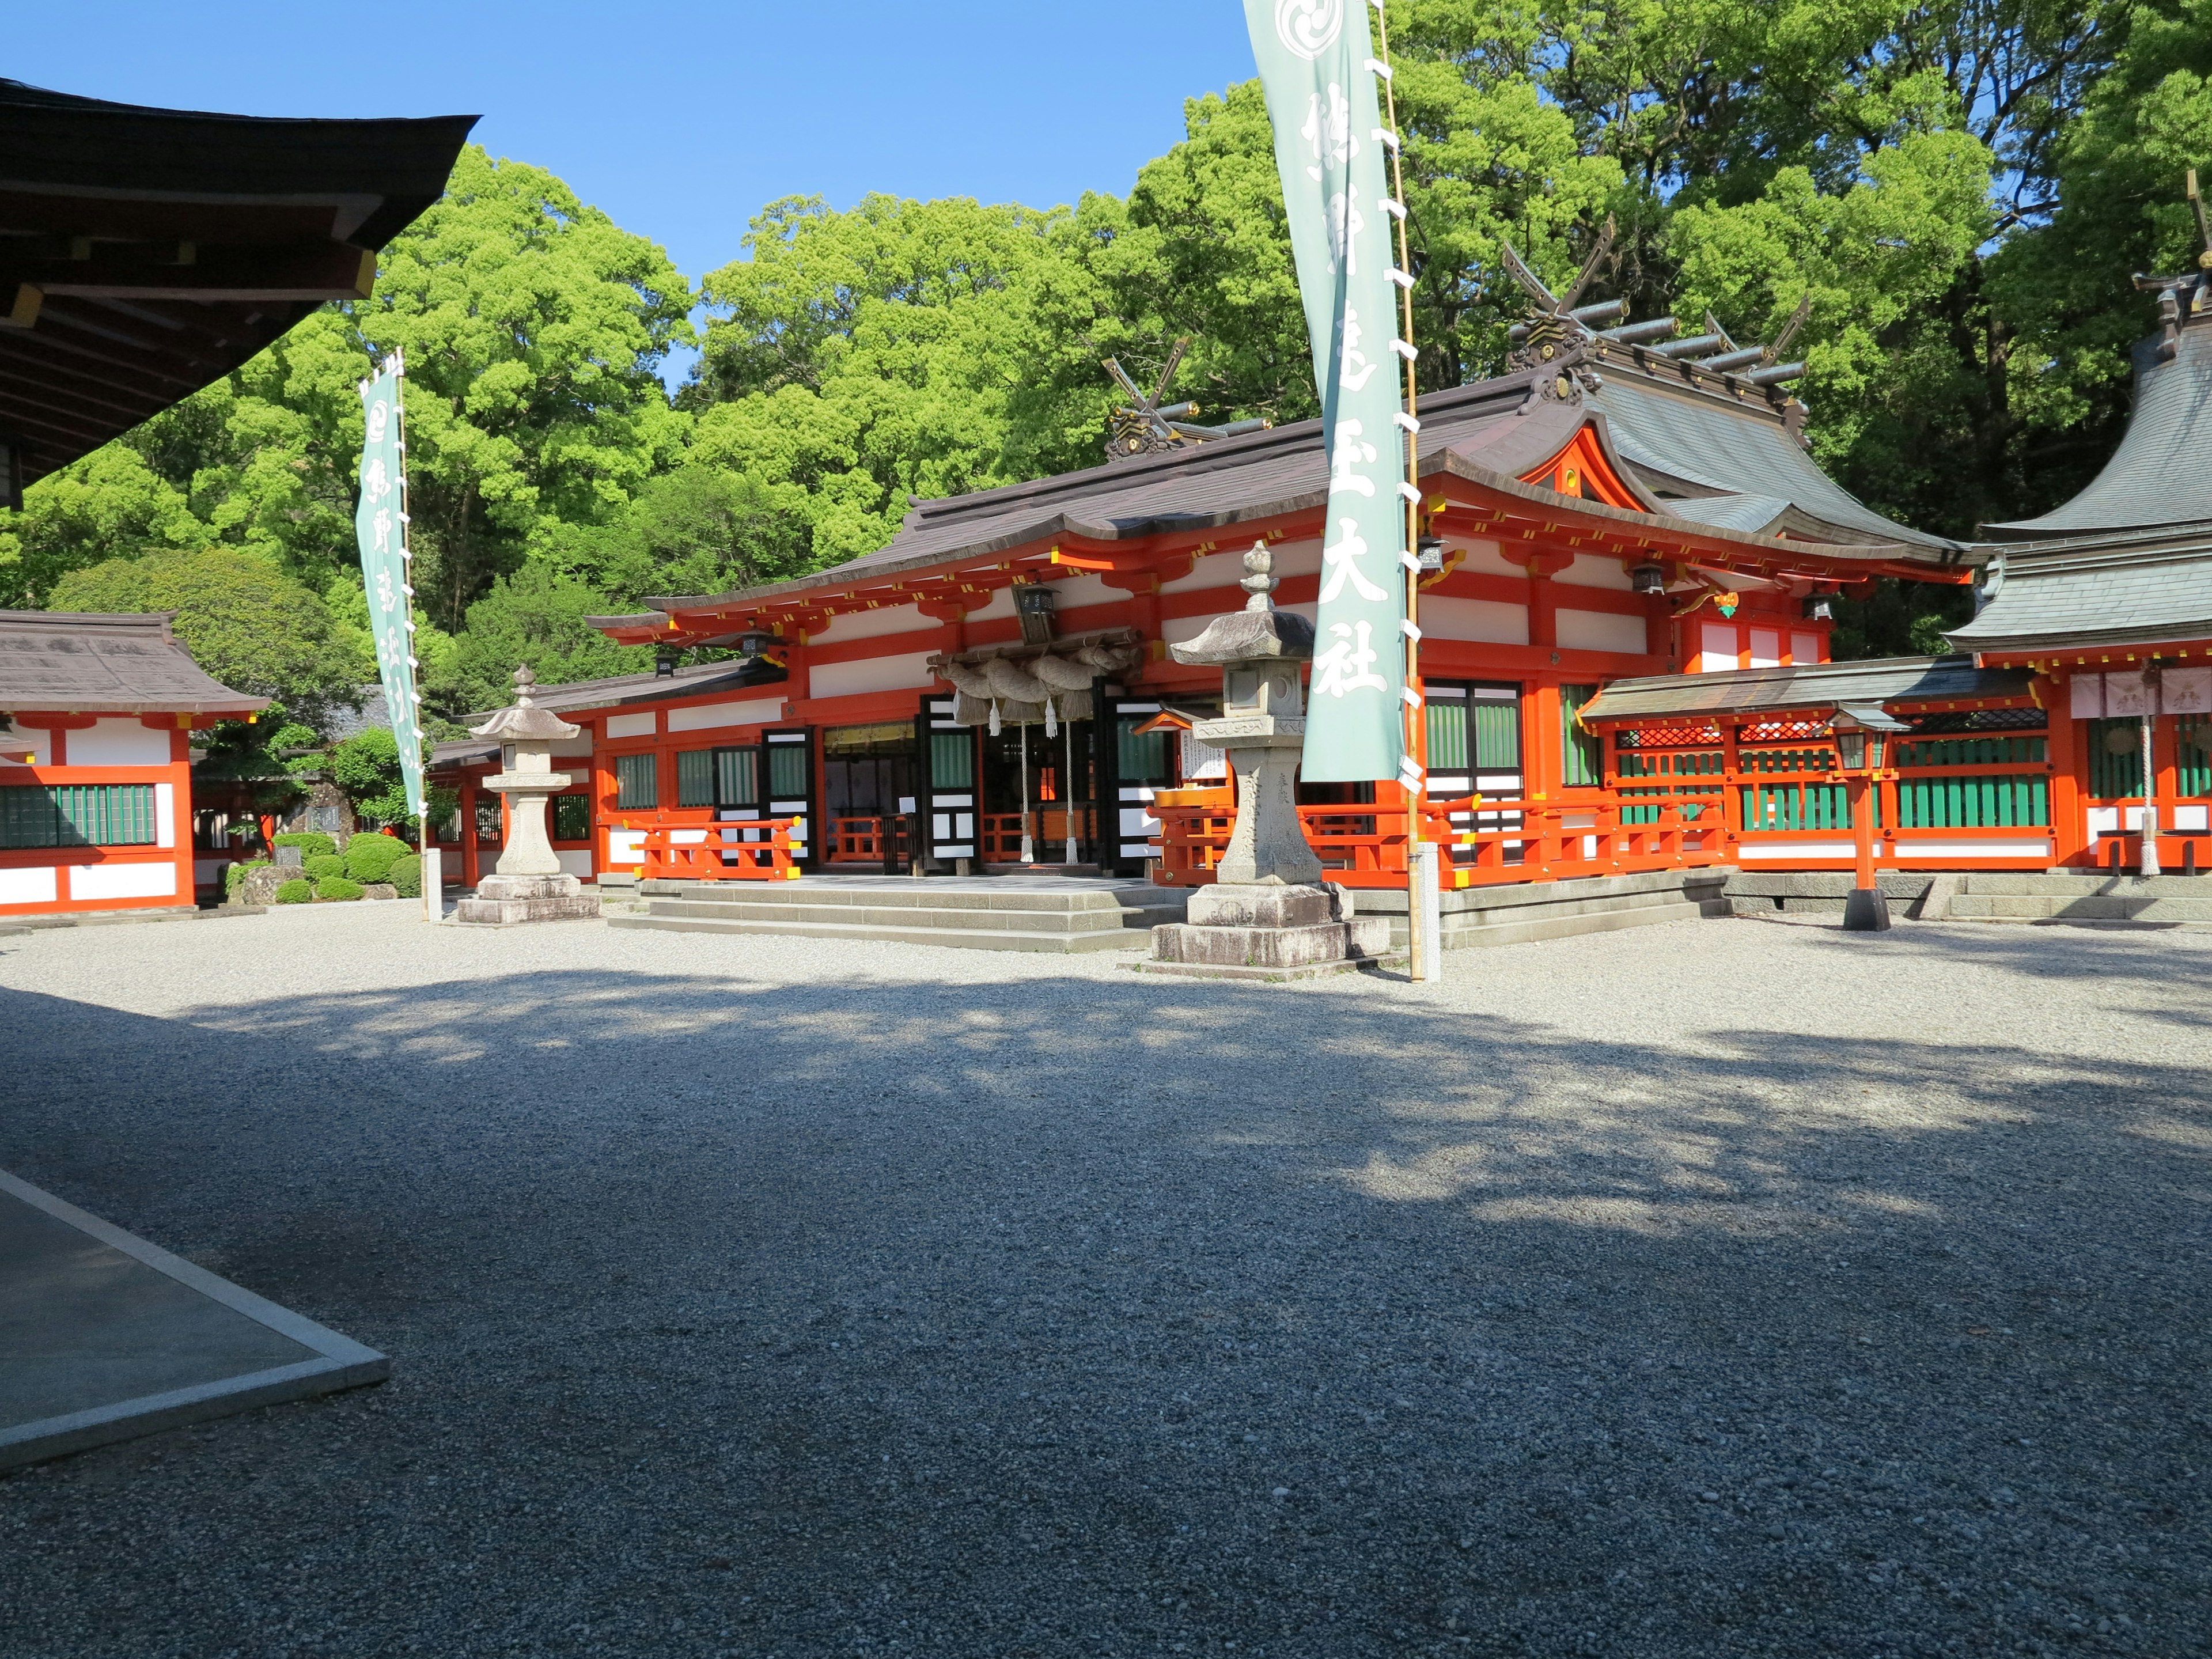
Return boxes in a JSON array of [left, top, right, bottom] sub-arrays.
[[1244, 0, 1408, 783], [354, 359, 426, 820]]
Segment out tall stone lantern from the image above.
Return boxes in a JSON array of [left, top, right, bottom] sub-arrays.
[[454, 666, 600, 926], [1137, 543, 1393, 979]]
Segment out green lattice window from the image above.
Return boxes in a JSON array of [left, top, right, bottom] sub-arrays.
[[0, 784, 157, 849], [717, 747, 760, 807], [1115, 718, 1168, 784], [1471, 694, 1521, 769], [766, 742, 810, 798], [930, 729, 975, 790], [1895, 774, 2048, 828], [1425, 698, 1468, 771], [614, 753, 659, 810], [1741, 782, 1856, 831]]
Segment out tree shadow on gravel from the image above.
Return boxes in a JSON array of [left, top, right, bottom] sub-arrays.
[[1, 967, 2207, 1659]]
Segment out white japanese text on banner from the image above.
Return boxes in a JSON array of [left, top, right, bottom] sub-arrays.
[[354, 359, 426, 820], [1243, 0, 1407, 782]]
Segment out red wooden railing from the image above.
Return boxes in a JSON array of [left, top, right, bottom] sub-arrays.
[[642, 813, 801, 881]]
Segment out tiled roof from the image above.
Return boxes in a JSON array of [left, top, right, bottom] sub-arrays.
[[1983, 320, 2212, 539], [1945, 527, 2212, 653], [0, 611, 267, 714], [1588, 373, 1958, 550], [457, 658, 782, 722], [1581, 655, 2032, 722], [619, 357, 1963, 623]]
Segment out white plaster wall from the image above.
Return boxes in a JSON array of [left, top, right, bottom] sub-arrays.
[[156, 782, 176, 847], [1556, 608, 1648, 656], [812, 603, 932, 644], [1160, 550, 1249, 594], [604, 711, 657, 739], [1422, 596, 1529, 645], [1040, 573, 1122, 608], [69, 718, 170, 767], [968, 588, 1018, 621], [1554, 554, 1634, 590], [809, 652, 938, 699], [69, 861, 176, 900], [1442, 539, 1516, 575], [607, 830, 646, 866], [1790, 630, 1824, 664], [549, 734, 594, 758], [666, 697, 787, 734], [0, 866, 58, 904], [555, 849, 594, 878]]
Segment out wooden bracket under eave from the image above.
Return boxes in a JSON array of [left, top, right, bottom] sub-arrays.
[[0, 284, 42, 329], [353, 251, 377, 298]]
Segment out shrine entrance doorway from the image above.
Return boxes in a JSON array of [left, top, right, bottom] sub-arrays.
[[979, 718, 1097, 866]]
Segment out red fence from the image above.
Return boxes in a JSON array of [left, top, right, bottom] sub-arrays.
[[641, 813, 801, 881]]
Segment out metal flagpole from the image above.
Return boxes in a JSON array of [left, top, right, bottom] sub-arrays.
[[389, 349, 437, 921], [1371, 0, 1439, 980]]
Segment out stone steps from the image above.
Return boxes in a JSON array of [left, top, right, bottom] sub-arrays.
[[1945, 874, 2212, 924], [1358, 868, 1733, 950], [613, 878, 1177, 954]]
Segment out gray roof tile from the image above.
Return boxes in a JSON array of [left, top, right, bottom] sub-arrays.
[[0, 611, 267, 715], [1582, 655, 2032, 722], [1946, 528, 2212, 652]]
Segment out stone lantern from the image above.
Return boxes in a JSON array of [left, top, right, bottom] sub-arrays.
[[1137, 543, 1393, 979], [454, 666, 600, 926]]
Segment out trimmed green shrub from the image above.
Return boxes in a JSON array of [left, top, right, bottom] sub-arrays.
[[272, 831, 336, 860], [389, 852, 422, 899], [275, 878, 315, 904], [344, 832, 407, 882], [316, 875, 365, 902], [224, 859, 271, 899], [303, 854, 346, 880]]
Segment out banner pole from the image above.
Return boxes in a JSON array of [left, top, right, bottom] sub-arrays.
[[1371, 0, 1434, 980]]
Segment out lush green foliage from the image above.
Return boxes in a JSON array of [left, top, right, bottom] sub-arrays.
[[303, 854, 347, 881], [10, 4, 2212, 673], [272, 831, 337, 859], [343, 831, 409, 882], [315, 875, 365, 902], [389, 852, 423, 899], [275, 878, 316, 904]]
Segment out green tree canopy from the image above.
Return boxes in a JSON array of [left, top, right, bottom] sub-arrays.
[[47, 548, 359, 720]]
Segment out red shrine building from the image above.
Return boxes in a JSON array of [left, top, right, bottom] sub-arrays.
[[438, 252, 2212, 911], [450, 296, 1995, 893]]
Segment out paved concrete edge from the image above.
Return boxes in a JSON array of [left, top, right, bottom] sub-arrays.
[[0, 1167, 390, 1469]]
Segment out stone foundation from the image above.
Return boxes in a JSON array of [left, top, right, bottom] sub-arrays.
[[453, 873, 600, 927], [1134, 883, 1395, 980]]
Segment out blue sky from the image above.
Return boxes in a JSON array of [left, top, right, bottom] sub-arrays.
[[14, 2, 1260, 286]]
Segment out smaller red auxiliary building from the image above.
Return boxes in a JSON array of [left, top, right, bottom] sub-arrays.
[[0, 611, 267, 918]]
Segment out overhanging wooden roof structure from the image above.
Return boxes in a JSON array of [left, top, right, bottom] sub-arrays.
[[0, 609, 267, 715], [1581, 655, 2034, 725], [591, 338, 1969, 650], [0, 79, 476, 502]]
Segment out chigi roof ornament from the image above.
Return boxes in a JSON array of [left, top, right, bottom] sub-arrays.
[[2133, 169, 2212, 362]]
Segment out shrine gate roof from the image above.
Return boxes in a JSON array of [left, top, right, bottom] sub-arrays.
[[0, 610, 268, 715], [1582, 655, 2032, 723], [1945, 525, 2212, 656]]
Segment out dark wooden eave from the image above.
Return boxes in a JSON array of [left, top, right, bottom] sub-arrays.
[[0, 79, 476, 491]]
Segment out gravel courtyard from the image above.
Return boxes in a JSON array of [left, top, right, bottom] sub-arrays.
[[0, 903, 2206, 1658]]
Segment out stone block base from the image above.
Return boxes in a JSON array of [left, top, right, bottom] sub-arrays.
[[1134, 884, 1395, 980], [454, 873, 600, 927]]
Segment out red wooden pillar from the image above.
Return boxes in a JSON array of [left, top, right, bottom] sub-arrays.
[[2044, 672, 2084, 867]]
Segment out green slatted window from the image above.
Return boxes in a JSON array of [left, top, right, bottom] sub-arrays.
[[767, 743, 809, 798], [1471, 695, 1520, 769], [1895, 773, 2048, 828], [0, 784, 157, 849], [930, 729, 975, 789], [676, 749, 715, 808], [2179, 716, 2211, 798], [1115, 718, 1168, 783], [717, 747, 760, 807], [551, 794, 592, 841], [614, 753, 658, 810], [2087, 718, 2142, 799], [1741, 782, 1855, 831], [1559, 685, 1601, 787], [1425, 698, 1468, 771]]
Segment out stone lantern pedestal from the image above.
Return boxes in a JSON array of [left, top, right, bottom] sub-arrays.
[[1134, 544, 1395, 980], [454, 667, 601, 926]]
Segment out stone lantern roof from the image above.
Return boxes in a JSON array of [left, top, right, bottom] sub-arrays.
[[467, 667, 581, 745]]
